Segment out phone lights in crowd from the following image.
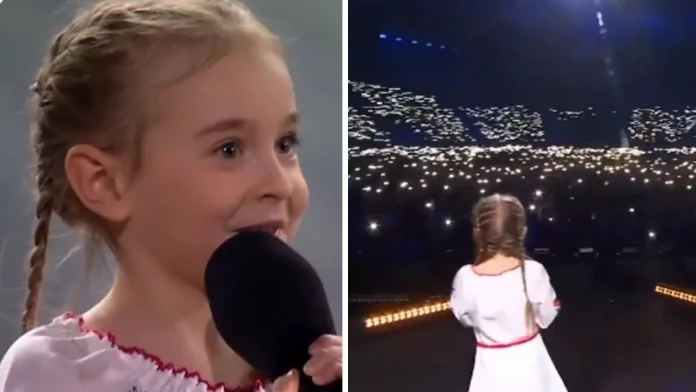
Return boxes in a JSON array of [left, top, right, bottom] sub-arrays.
[[655, 285, 696, 304], [349, 145, 696, 196], [364, 301, 451, 329], [368, 217, 458, 231], [353, 144, 693, 234], [349, 81, 696, 147]]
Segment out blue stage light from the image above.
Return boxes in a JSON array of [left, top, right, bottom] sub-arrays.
[[377, 32, 459, 52]]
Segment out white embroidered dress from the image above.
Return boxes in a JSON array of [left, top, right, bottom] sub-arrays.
[[0, 314, 269, 392], [450, 260, 568, 392]]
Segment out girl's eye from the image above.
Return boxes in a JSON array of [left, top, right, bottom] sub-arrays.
[[216, 141, 239, 159], [278, 133, 301, 155]]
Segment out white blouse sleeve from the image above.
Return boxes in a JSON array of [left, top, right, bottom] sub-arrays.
[[0, 333, 88, 392], [527, 262, 561, 329], [450, 266, 476, 327]]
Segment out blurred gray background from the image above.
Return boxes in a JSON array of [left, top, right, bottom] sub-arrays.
[[0, 0, 342, 354]]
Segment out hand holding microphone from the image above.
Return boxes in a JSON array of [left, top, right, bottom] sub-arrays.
[[272, 334, 341, 391], [204, 231, 342, 392], [303, 334, 342, 386], [272, 335, 342, 391]]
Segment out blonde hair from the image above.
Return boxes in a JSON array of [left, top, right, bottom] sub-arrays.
[[472, 193, 534, 331], [23, 0, 279, 333]]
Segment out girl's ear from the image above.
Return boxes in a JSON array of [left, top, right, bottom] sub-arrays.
[[64, 144, 132, 223]]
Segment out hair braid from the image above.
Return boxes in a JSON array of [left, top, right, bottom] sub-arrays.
[[513, 245, 535, 332], [21, 184, 54, 333], [472, 193, 535, 332]]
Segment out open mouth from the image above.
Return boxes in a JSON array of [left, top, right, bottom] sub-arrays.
[[239, 224, 282, 236]]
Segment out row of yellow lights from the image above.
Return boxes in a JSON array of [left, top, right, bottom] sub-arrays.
[[364, 301, 451, 329], [655, 285, 696, 304], [363, 286, 694, 329]]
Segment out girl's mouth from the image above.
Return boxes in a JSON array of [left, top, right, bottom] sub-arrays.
[[240, 225, 280, 236], [237, 221, 286, 239]]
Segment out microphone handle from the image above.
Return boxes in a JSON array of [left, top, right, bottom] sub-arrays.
[[299, 373, 342, 392]]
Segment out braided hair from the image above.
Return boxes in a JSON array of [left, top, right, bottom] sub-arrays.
[[472, 194, 534, 332]]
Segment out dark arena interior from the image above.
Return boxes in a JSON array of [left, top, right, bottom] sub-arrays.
[[348, 0, 696, 391]]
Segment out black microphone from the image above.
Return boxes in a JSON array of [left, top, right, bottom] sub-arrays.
[[204, 231, 341, 392]]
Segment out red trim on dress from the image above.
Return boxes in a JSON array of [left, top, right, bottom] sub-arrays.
[[476, 331, 540, 349], [471, 264, 521, 276], [64, 313, 267, 392]]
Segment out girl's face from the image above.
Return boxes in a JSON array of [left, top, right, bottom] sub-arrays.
[[122, 45, 309, 286]]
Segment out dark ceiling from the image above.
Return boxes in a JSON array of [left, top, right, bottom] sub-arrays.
[[349, 0, 696, 106]]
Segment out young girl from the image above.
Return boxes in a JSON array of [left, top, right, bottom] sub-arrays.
[[0, 1, 341, 391], [450, 194, 566, 392]]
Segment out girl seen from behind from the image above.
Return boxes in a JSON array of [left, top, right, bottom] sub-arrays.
[[0, 1, 341, 391], [450, 194, 566, 392]]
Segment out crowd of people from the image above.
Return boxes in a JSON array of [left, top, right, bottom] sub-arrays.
[[349, 81, 696, 148], [348, 81, 696, 296]]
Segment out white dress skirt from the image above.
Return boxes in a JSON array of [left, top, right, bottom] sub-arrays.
[[450, 260, 568, 392]]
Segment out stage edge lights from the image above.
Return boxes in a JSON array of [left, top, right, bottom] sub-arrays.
[[363, 286, 694, 329], [655, 285, 696, 305], [364, 301, 451, 329]]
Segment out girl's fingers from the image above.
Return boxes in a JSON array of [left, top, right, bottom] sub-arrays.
[[310, 360, 343, 386], [304, 334, 343, 386], [272, 369, 300, 392], [308, 334, 342, 355], [303, 344, 341, 376]]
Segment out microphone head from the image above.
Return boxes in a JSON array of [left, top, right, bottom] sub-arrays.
[[204, 231, 336, 380]]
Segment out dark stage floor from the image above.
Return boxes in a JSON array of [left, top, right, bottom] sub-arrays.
[[349, 286, 696, 392]]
